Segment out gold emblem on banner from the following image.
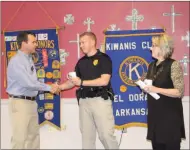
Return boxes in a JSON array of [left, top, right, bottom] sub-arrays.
[[45, 93, 54, 99], [53, 70, 61, 79], [52, 60, 60, 69], [37, 69, 45, 78], [38, 107, 44, 113], [120, 85, 127, 92], [44, 103, 54, 110], [7, 51, 17, 61], [44, 110, 54, 120], [46, 72, 53, 79], [93, 59, 98, 66], [119, 56, 149, 86]]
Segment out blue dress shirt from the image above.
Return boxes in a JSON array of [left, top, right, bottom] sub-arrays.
[[6, 50, 51, 97]]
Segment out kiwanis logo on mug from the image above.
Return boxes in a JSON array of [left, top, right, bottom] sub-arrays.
[[119, 56, 149, 86]]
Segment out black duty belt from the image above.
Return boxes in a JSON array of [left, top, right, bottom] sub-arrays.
[[9, 95, 36, 101]]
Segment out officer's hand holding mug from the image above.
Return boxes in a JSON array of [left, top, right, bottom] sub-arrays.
[[67, 72, 82, 86], [67, 71, 77, 79]]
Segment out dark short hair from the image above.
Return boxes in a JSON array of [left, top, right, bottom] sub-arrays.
[[79, 31, 97, 46], [17, 31, 36, 49]]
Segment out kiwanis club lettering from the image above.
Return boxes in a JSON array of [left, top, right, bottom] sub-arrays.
[[106, 41, 151, 50], [10, 40, 55, 50], [106, 42, 136, 50]]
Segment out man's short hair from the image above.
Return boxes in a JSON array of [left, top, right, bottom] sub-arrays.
[[79, 32, 97, 46], [17, 31, 36, 49]]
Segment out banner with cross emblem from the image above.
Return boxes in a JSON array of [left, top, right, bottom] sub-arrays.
[[4, 28, 62, 130], [104, 29, 165, 129]]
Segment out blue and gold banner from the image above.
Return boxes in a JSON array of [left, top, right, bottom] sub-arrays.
[[104, 29, 165, 129], [5, 28, 61, 130]]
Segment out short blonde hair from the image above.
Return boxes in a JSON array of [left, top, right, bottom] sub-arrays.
[[79, 32, 97, 46], [152, 34, 174, 59]]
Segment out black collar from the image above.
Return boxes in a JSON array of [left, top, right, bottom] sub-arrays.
[[85, 49, 101, 58]]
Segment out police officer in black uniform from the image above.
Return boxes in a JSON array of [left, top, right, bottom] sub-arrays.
[[59, 32, 119, 149]]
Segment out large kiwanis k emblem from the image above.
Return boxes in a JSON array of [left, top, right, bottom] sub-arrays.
[[119, 56, 149, 86]]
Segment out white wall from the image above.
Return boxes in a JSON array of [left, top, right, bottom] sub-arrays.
[[1, 97, 189, 149]]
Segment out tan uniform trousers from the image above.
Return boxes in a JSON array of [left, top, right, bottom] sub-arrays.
[[79, 97, 119, 149], [8, 98, 40, 149]]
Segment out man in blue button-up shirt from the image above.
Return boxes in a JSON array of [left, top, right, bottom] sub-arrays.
[[6, 31, 58, 149]]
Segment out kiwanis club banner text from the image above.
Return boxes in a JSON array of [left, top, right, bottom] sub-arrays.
[[104, 29, 165, 129], [5, 29, 61, 129]]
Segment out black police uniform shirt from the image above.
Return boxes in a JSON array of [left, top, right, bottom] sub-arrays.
[[75, 49, 112, 88]]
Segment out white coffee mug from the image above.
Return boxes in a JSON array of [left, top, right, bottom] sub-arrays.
[[67, 71, 77, 79]]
